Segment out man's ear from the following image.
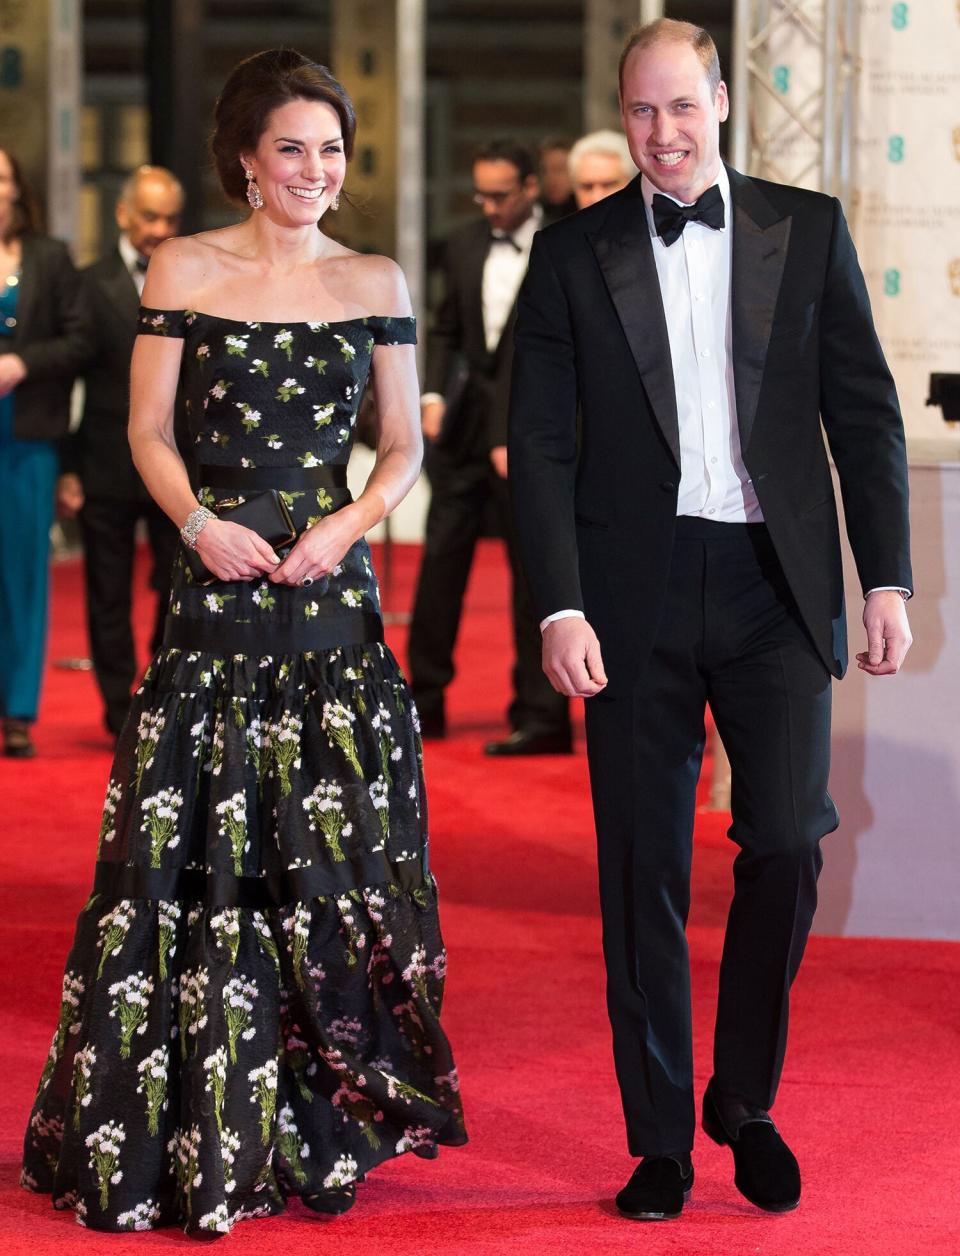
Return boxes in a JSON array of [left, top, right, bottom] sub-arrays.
[[716, 80, 730, 124]]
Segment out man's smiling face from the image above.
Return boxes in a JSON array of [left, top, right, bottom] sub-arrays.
[[620, 38, 728, 204]]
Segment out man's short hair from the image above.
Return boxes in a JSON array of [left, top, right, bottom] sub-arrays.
[[618, 17, 722, 99], [472, 139, 537, 184], [539, 136, 573, 157], [568, 130, 636, 183]]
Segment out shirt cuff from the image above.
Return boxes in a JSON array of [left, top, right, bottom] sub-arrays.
[[420, 392, 444, 407], [540, 609, 585, 633], [865, 586, 912, 600]]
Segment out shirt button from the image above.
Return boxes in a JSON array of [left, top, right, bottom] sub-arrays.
[[708, 401, 716, 409], [695, 294, 705, 303], [708, 508, 716, 515], [710, 456, 718, 464], [700, 348, 710, 358]]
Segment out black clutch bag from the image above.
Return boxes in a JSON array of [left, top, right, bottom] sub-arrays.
[[185, 489, 297, 586]]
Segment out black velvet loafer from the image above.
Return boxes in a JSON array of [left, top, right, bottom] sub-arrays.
[[303, 1183, 356, 1216], [615, 1155, 694, 1220], [702, 1080, 801, 1213]]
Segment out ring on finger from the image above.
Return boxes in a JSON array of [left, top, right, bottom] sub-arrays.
[[300, 575, 314, 588]]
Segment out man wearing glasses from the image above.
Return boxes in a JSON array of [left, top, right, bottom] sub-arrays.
[[409, 140, 571, 754]]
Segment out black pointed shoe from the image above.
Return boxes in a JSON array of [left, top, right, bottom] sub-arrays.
[[615, 1155, 694, 1221], [483, 729, 573, 756], [702, 1080, 801, 1213]]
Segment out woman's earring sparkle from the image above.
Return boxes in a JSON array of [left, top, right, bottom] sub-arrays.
[[332, 190, 341, 211], [245, 169, 264, 211]]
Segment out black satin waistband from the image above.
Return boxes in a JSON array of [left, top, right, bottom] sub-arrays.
[[163, 611, 384, 655], [92, 855, 426, 909], [674, 516, 771, 543], [198, 464, 349, 490]]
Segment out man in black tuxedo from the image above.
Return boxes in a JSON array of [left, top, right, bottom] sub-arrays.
[[509, 20, 912, 1220], [58, 166, 184, 736], [409, 140, 570, 754]]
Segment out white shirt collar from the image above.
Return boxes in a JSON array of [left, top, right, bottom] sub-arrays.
[[492, 202, 543, 248], [117, 233, 143, 274], [641, 162, 730, 237]]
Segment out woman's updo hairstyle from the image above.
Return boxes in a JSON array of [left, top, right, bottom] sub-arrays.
[[211, 48, 356, 204]]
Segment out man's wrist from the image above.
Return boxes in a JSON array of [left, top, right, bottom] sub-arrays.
[[540, 609, 585, 634], [865, 586, 911, 601]]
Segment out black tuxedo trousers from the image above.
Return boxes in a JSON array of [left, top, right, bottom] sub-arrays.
[[585, 517, 837, 1157], [81, 497, 178, 734], [409, 434, 567, 736]]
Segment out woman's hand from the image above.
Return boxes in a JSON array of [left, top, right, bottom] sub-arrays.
[[270, 508, 360, 586], [0, 353, 27, 397], [194, 519, 281, 582]]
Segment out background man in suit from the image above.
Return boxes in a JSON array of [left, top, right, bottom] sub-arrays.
[[58, 166, 184, 737], [410, 139, 570, 754], [509, 20, 912, 1221]]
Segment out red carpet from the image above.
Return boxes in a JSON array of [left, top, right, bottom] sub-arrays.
[[2, 540, 959, 1254]]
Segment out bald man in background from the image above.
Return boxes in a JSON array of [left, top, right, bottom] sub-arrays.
[[58, 166, 187, 738]]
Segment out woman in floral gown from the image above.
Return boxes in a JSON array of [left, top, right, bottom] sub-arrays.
[[22, 49, 466, 1238]]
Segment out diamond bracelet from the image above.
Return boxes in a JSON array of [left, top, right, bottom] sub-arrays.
[[180, 506, 215, 550]]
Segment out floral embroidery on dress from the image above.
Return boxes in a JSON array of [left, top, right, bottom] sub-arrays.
[[23, 309, 464, 1238]]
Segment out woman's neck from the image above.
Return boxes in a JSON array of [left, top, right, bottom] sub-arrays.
[[244, 213, 331, 272]]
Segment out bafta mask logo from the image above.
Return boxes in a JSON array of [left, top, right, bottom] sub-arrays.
[[950, 259, 960, 297]]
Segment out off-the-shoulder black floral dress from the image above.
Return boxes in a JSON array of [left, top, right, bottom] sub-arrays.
[[21, 310, 466, 1237]]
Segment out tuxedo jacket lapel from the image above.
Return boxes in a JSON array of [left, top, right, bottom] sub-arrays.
[[728, 166, 791, 453], [587, 179, 679, 466]]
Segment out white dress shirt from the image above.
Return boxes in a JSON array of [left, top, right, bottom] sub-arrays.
[[482, 204, 541, 352], [642, 164, 762, 524], [422, 206, 542, 408]]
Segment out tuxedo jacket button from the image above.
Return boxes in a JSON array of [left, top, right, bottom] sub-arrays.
[[659, 480, 676, 492]]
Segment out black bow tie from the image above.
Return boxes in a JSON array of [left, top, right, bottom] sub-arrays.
[[490, 233, 522, 253], [134, 255, 149, 273], [651, 184, 725, 246]]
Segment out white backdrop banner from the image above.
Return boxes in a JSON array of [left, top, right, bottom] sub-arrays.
[[853, 2, 960, 442]]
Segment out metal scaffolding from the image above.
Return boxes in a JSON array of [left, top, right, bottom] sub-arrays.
[[730, 0, 859, 210]]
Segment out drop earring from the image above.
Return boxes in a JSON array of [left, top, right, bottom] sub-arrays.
[[245, 168, 264, 210], [331, 189, 341, 211]]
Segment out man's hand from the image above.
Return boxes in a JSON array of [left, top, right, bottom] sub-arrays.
[[421, 399, 446, 443], [542, 617, 608, 698], [857, 590, 913, 676], [57, 472, 84, 518], [490, 445, 508, 478]]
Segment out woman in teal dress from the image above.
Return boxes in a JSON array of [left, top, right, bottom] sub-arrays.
[[22, 50, 465, 1238], [0, 149, 88, 757]]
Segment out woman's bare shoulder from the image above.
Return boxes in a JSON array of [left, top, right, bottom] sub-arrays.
[[336, 252, 412, 317], [142, 229, 246, 308]]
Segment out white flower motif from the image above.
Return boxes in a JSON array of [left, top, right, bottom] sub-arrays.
[[323, 1153, 359, 1188]]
